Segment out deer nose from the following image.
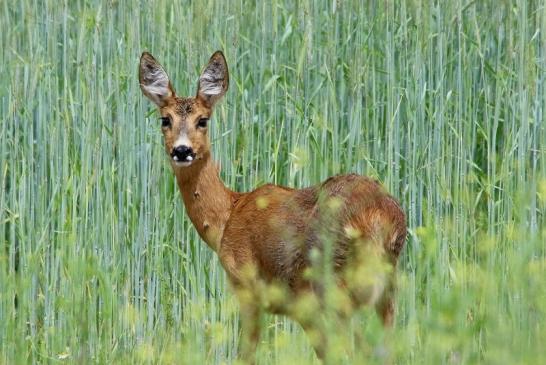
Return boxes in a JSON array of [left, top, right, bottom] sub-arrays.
[[171, 145, 195, 162]]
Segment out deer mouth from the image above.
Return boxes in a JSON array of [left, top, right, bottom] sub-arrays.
[[171, 156, 194, 167]]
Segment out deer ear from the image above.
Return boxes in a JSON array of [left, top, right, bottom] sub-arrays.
[[139, 52, 175, 107], [197, 51, 229, 107]]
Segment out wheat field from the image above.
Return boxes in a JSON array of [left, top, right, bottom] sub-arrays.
[[1, 0, 545, 364]]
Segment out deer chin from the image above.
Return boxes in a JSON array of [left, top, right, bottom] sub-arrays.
[[172, 160, 193, 168]]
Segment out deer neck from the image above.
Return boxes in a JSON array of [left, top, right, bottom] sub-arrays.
[[172, 153, 235, 252]]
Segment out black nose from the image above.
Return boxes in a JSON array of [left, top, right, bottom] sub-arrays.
[[171, 145, 195, 162]]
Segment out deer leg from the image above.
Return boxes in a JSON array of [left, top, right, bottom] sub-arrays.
[[300, 317, 327, 361], [220, 253, 263, 364], [238, 298, 262, 365], [376, 295, 394, 327], [333, 307, 359, 358], [373, 277, 396, 364], [232, 274, 263, 364], [375, 275, 395, 328]]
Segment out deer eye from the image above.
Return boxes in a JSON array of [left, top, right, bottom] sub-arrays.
[[160, 116, 171, 128], [197, 118, 208, 128]]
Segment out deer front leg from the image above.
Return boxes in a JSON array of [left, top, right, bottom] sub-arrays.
[[289, 291, 328, 362], [299, 318, 327, 361], [221, 252, 263, 365], [233, 274, 263, 364], [238, 296, 262, 365]]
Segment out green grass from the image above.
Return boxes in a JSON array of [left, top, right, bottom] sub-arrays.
[[1, 0, 545, 363]]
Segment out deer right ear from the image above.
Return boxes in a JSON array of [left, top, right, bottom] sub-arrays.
[[197, 51, 229, 107], [139, 52, 175, 107]]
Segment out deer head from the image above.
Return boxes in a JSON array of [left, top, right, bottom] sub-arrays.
[[139, 51, 229, 167]]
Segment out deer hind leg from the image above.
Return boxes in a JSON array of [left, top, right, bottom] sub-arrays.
[[374, 261, 397, 328], [371, 275, 396, 365], [375, 285, 395, 327], [348, 235, 396, 328]]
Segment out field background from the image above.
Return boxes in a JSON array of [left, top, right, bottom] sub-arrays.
[[1, 0, 545, 364]]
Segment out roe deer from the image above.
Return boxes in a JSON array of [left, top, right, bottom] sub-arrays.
[[139, 51, 406, 363]]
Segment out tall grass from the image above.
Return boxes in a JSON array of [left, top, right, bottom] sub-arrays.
[[1, 0, 545, 363]]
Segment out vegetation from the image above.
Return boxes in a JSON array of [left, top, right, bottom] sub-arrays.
[[1, 0, 545, 363]]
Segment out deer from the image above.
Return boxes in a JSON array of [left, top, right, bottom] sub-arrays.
[[139, 50, 407, 363]]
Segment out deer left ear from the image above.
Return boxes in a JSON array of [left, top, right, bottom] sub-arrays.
[[139, 52, 175, 107], [197, 51, 229, 107]]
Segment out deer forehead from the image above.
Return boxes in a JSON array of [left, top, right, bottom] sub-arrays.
[[163, 97, 209, 122], [162, 97, 194, 118]]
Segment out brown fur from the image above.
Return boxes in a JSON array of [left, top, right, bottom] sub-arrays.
[[139, 51, 407, 363]]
